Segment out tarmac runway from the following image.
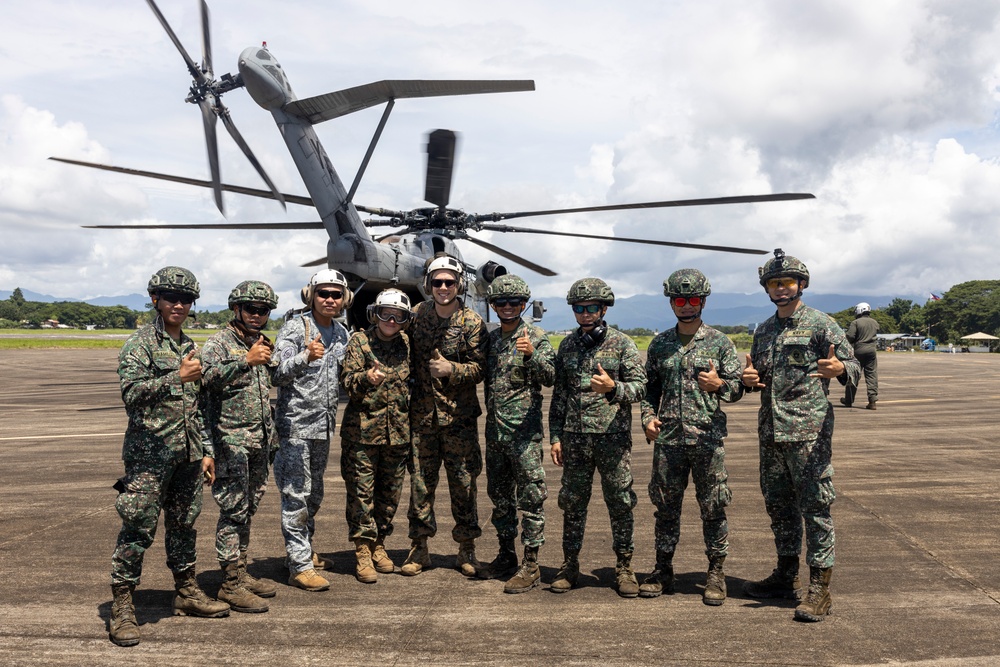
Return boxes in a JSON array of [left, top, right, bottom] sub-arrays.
[[0, 348, 998, 666]]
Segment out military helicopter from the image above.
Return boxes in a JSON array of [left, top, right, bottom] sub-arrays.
[[51, 0, 814, 327]]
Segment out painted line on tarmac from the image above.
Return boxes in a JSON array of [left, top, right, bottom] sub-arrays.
[[0, 432, 124, 442]]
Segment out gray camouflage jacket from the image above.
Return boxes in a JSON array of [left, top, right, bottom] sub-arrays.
[[273, 311, 348, 440]]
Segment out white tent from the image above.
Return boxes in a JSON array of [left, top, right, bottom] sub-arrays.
[[959, 332, 1000, 340]]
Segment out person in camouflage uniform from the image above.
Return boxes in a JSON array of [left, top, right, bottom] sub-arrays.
[[109, 267, 229, 647], [272, 269, 351, 592], [201, 281, 280, 613], [549, 277, 647, 598], [339, 289, 414, 584], [638, 269, 743, 606], [403, 255, 485, 577], [742, 249, 860, 622], [476, 275, 556, 593]]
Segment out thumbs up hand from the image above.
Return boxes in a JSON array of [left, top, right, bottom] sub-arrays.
[[742, 353, 765, 389], [246, 335, 272, 366], [367, 360, 387, 386], [180, 350, 202, 383], [515, 333, 534, 357], [811, 344, 845, 379], [306, 334, 325, 363], [429, 348, 452, 378], [590, 362, 615, 394], [697, 359, 723, 393]]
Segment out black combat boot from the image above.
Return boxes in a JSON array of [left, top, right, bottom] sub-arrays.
[[504, 546, 540, 594], [478, 539, 518, 580], [550, 550, 580, 593], [638, 550, 674, 598], [795, 566, 833, 622], [615, 551, 639, 598], [744, 555, 800, 599], [703, 556, 726, 606], [109, 584, 140, 647]]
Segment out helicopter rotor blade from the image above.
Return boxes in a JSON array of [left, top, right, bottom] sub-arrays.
[[198, 98, 224, 214], [470, 193, 816, 223], [145, 0, 206, 84], [478, 223, 768, 255], [462, 235, 557, 276], [83, 221, 324, 230], [218, 107, 287, 210], [199, 0, 213, 78], [425, 129, 457, 208], [48, 158, 313, 206], [301, 257, 329, 268]]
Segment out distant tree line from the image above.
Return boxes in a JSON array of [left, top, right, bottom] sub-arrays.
[[0, 287, 283, 331]]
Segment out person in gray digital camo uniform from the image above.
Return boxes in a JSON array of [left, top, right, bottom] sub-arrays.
[[477, 275, 556, 593], [742, 249, 860, 622], [201, 280, 280, 613], [339, 288, 414, 584], [109, 267, 229, 648], [548, 277, 646, 598], [638, 269, 743, 606], [272, 269, 350, 592]]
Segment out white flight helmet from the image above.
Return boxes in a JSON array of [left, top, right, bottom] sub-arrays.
[[366, 288, 413, 327], [301, 268, 354, 307], [855, 302, 871, 316], [423, 255, 465, 294]]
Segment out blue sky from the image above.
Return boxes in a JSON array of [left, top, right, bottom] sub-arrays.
[[2, 0, 999, 309]]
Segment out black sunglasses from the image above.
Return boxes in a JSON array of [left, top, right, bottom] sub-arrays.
[[431, 279, 457, 288], [315, 289, 343, 300], [572, 304, 602, 314], [242, 304, 272, 317], [492, 298, 525, 308], [158, 291, 195, 305]]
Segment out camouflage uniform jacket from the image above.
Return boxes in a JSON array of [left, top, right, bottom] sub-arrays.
[[750, 304, 861, 442], [484, 319, 556, 443], [640, 323, 743, 446], [549, 326, 647, 442], [409, 299, 484, 433], [272, 311, 348, 440], [200, 323, 278, 452], [117, 315, 211, 464], [339, 327, 411, 447]]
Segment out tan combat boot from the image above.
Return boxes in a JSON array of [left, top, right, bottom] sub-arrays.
[[456, 539, 479, 577], [638, 550, 675, 598], [239, 550, 277, 599], [615, 551, 639, 598], [372, 535, 395, 574], [744, 555, 801, 599], [703, 556, 727, 606], [109, 584, 140, 647], [172, 569, 230, 617], [795, 566, 833, 622], [311, 552, 331, 570], [503, 546, 540, 594], [289, 568, 331, 591], [550, 551, 579, 593], [866, 401, 877, 410], [400, 538, 431, 576], [354, 540, 378, 584], [219, 562, 269, 613]]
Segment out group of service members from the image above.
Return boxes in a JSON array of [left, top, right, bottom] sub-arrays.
[[106, 248, 860, 648]]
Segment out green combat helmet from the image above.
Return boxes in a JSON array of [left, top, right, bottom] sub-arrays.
[[664, 269, 712, 297], [487, 274, 531, 303], [228, 280, 279, 309], [758, 249, 810, 288], [566, 277, 615, 306], [147, 266, 200, 298]]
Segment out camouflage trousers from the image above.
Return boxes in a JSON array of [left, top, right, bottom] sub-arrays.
[[557, 432, 637, 554], [844, 348, 878, 404], [485, 436, 547, 548], [759, 413, 836, 568], [648, 438, 731, 558], [407, 423, 483, 542], [273, 436, 330, 573], [212, 442, 269, 564], [340, 439, 409, 542], [111, 456, 203, 586]]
